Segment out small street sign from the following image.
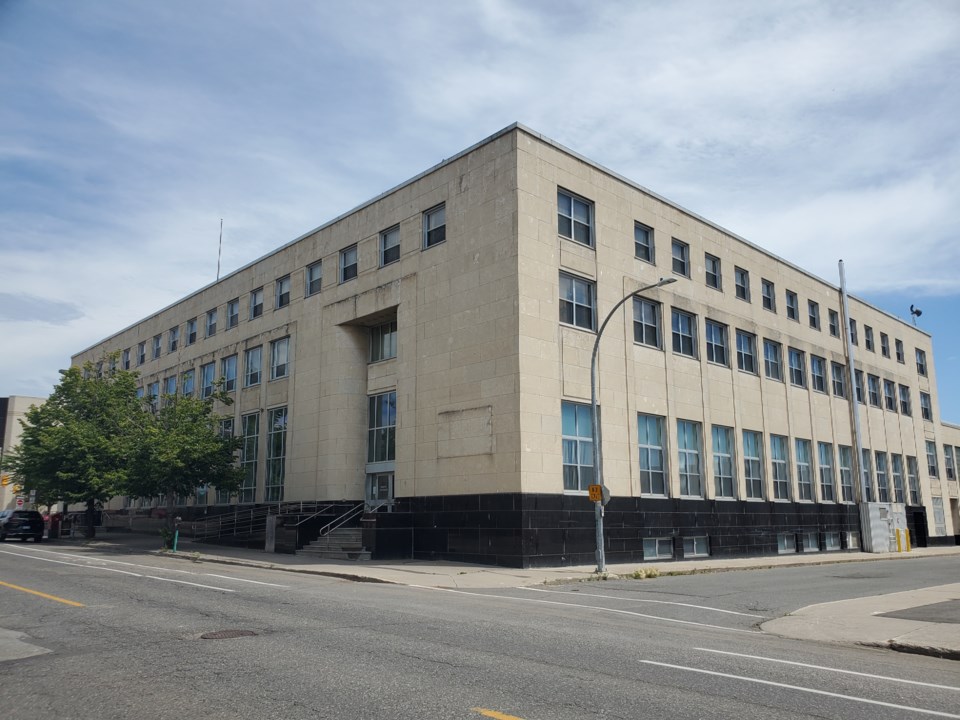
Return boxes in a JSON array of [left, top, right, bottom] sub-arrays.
[[15, 497, 24, 508], [588, 484, 603, 502]]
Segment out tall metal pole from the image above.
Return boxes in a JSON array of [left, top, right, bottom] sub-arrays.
[[839, 260, 866, 505], [591, 277, 676, 573]]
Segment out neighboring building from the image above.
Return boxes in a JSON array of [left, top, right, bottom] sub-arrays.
[[1, 396, 46, 509], [73, 124, 959, 566]]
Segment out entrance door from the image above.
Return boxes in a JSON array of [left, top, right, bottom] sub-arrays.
[[366, 473, 394, 511]]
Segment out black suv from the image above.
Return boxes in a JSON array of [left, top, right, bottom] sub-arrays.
[[0, 510, 44, 542]]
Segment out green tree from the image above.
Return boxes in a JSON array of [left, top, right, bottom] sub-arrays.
[[2, 360, 142, 537], [127, 386, 242, 534]]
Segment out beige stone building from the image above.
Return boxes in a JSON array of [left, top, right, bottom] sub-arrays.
[[1, 396, 46, 510], [73, 124, 959, 566]]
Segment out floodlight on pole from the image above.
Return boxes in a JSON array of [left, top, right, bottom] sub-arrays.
[[591, 276, 677, 573]]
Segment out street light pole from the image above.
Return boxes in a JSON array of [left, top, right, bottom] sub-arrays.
[[591, 276, 677, 573]]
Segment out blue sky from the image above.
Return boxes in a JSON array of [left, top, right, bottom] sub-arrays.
[[1, 1, 958, 420]]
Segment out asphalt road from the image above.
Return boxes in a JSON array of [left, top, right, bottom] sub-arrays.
[[1, 545, 958, 719]]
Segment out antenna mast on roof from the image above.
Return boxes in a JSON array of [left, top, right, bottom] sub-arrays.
[[216, 219, 223, 281]]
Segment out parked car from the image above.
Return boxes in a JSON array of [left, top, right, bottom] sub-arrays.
[[0, 510, 44, 542]]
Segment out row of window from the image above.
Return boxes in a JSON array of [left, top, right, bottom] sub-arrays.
[[563, 276, 924, 414], [558, 188, 928, 379], [561, 402, 926, 505], [112, 205, 440, 371]]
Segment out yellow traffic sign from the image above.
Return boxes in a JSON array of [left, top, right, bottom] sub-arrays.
[[0, 474, 9, 486], [588, 484, 603, 502]]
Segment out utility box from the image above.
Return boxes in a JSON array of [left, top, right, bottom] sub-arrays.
[[860, 503, 908, 553]]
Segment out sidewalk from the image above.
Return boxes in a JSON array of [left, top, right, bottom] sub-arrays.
[[46, 532, 960, 660]]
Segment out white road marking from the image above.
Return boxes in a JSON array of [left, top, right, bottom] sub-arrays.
[[640, 660, 960, 719], [9, 546, 195, 574], [522, 587, 763, 618], [203, 574, 288, 587], [697, 648, 960, 692], [409, 585, 758, 634], [147, 576, 234, 592]]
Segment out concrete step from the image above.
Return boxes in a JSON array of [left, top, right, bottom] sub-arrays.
[[297, 527, 369, 561]]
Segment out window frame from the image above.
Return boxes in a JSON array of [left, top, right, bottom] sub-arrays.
[[771, 434, 791, 500], [368, 391, 397, 464], [275, 275, 291, 309], [671, 308, 698, 358], [221, 354, 237, 393], [808, 300, 820, 330], [831, 362, 847, 398], [712, 425, 735, 499], [635, 222, 654, 263], [168, 326, 179, 353], [763, 339, 783, 381], [677, 419, 704, 498], [733, 266, 750, 301], [200, 362, 216, 399], [785, 290, 799, 321], [380, 225, 401, 266], [250, 288, 264, 320], [557, 190, 592, 247], [370, 320, 398, 363], [638, 413, 667, 496], [818, 442, 835, 502], [206, 308, 217, 337], [423, 203, 447, 249], [340, 244, 358, 283], [562, 401, 594, 493], [704, 253, 721, 290], [736, 330, 757, 374], [305, 261, 323, 296], [788, 347, 806, 387], [705, 320, 728, 366], [559, 272, 596, 332], [226, 299, 239, 329], [810, 355, 827, 393], [270, 337, 290, 380], [671, 239, 690, 277], [880, 332, 890, 358], [867, 374, 881, 407], [916, 348, 927, 376], [632, 297, 662, 349], [761, 279, 776, 312], [795, 438, 813, 501], [244, 346, 262, 387], [828, 309, 840, 337], [743, 430, 764, 500]]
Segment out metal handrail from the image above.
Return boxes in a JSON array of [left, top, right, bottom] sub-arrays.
[[294, 503, 337, 527], [316, 502, 366, 537]]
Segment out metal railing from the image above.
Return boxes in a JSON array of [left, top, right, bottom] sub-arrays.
[[189, 501, 340, 541]]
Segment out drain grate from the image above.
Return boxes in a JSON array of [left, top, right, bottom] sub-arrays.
[[201, 629, 258, 640]]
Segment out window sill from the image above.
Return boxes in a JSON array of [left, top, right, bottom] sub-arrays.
[[559, 235, 594, 250], [560, 322, 597, 335], [563, 490, 589, 496]]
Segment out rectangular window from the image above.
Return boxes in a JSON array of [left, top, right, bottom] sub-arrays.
[[861, 449, 874, 502], [864, 325, 874, 351], [916, 348, 927, 376], [736, 330, 757, 374], [370, 320, 398, 362], [920, 392, 932, 421], [875, 451, 889, 502], [867, 374, 881, 407], [712, 425, 735, 499], [880, 333, 890, 358], [945, 446, 956, 482], [221, 355, 237, 392], [796, 439, 813, 500], [824, 532, 841, 551], [810, 355, 827, 393], [635, 223, 654, 263], [771, 435, 791, 500], [244, 346, 262, 387], [671, 309, 697, 358], [152, 334, 162, 359], [265, 407, 287, 502], [644, 537, 674, 560], [367, 391, 397, 464], [926, 440, 939, 477], [239, 413, 259, 503], [559, 273, 596, 331], [185, 318, 197, 344], [808, 300, 820, 330], [206, 308, 217, 337], [340, 245, 358, 282], [891, 454, 905, 504], [785, 291, 799, 321], [250, 288, 264, 319], [849, 319, 858, 346], [557, 191, 591, 246], [932, 497, 946, 536], [216, 418, 234, 504], [899, 384, 912, 416], [907, 456, 921, 505], [305, 261, 322, 296], [200, 362, 215, 399], [163, 375, 177, 397], [275, 275, 291, 309], [734, 267, 750, 301], [638, 414, 666, 496], [562, 401, 594, 492], [743, 430, 764, 499], [137, 341, 146, 365], [671, 239, 690, 276], [181, 369, 195, 397], [778, 533, 797, 554], [226, 299, 239, 329], [705, 253, 721, 289], [854, 370, 865, 404], [270, 337, 290, 379], [828, 309, 840, 338], [788, 348, 806, 387], [122, 349, 131, 370], [147, 381, 160, 411], [883, 380, 897, 411], [831, 362, 847, 398], [838, 445, 854, 502], [677, 419, 703, 497], [380, 225, 400, 266], [761, 279, 776, 311], [705, 320, 728, 366], [818, 442, 835, 502], [168, 326, 179, 353], [423, 203, 447, 248], [802, 532, 819, 552], [633, 297, 662, 348], [764, 339, 783, 381], [683, 536, 710, 558], [895, 339, 905, 363]]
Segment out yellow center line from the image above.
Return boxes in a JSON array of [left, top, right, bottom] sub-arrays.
[[0, 580, 85, 607], [472, 709, 526, 720]]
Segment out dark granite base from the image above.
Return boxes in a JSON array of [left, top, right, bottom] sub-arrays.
[[371, 493, 869, 568]]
